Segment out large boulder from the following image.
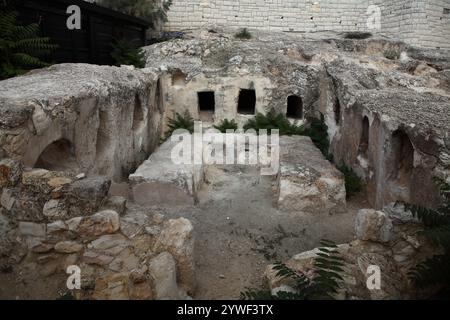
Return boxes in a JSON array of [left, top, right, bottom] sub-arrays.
[[277, 136, 346, 214], [153, 218, 195, 295], [355, 209, 393, 243], [148, 252, 187, 300], [69, 210, 120, 238], [129, 138, 204, 206], [65, 176, 111, 217]]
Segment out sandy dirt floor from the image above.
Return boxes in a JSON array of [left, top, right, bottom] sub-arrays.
[[150, 164, 369, 299]]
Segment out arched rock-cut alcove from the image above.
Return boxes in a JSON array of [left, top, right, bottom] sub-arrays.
[[35, 139, 78, 171]]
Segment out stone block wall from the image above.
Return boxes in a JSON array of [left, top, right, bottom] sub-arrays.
[[164, 0, 450, 49]]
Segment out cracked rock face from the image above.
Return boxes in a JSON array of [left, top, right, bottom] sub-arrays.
[[0, 64, 164, 183]]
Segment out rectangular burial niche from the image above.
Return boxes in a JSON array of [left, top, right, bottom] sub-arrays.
[[286, 95, 303, 119], [198, 91, 215, 122], [237, 89, 256, 115]]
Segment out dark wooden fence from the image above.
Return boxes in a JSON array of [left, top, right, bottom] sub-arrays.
[[15, 0, 151, 65]]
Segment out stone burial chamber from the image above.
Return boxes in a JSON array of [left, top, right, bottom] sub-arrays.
[[0, 27, 449, 300]]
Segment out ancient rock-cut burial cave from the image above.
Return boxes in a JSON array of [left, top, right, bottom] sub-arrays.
[[1, 27, 450, 301]]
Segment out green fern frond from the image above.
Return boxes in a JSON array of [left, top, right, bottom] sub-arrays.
[[213, 119, 238, 133], [402, 202, 450, 228], [243, 108, 306, 136], [241, 240, 345, 300], [163, 110, 195, 141], [0, 7, 56, 80], [111, 38, 145, 68], [409, 254, 450, 289]]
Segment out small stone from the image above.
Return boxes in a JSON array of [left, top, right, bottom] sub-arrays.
[[129, 281, 153, 300], [51, 186, 64, 199], [62, 253, 79, 270], [76, 173, 86, 180], [0, 188, 16, 211], [76, 210, 120, 238], [47, 220, 68, 234], [355, 209, 393, 243], [0, 159, 22, 187], [92, 272, 129, 300], [129, 269, 147, 284], [144, 226, 160, 236], [219, 274, 226, 279], [87, 234, 128, 255], [82, 251, 114, 266], [43, 199, 68, 220], [108, 248, 139, 272], [152, 213, 165, 224], [19, 222, 46, 238], [103, 196, 127, 215], [55, 241, 83, 253], [66, 217, 82, 232], [47, 177, 72, 189], [66, 176, 111, 216], [29, 239, 54, 253]]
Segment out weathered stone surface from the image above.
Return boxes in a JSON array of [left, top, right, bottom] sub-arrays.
[[43, 199, 68, 221], [129, 281, 153, 300], [129, 269, 147, 284], [129, 139, 204, 206], [87, 234, 129, 256], [0, 188, 16, 211], [66, 176, 111, 217], [103, 196, 127, 216], [148, 252, 181, 300], [108, 248, 140, 272], [92, 272, 129, 300], [19, 222, 46, 238], [119, 212, 150, 239], [0, 63, 162, 181], [154, 218, 195, 295], [29, 239, 54, 253], [82, 251, 114, 266], [0, 158, 22, 187], [21, 169, 71, 194], [54, 241, 83, 253], [277, 136, 346, 213], [75, 210, 120, 238], [355, 209, 393, 243]]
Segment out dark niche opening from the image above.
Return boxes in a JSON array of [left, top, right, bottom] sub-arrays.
[[237, 89, 256, 115], [286, 95, 303, 119], [358, 116, 370, 157], [334, 97, 341, 125], [35, 139, 78, 172]]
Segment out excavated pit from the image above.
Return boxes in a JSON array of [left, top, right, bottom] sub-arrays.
[[0, 29, 449, 300]]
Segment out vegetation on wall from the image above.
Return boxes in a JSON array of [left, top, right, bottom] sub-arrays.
[[302, 114, 331, 159], [99, 0, 172, 27], [338, 165, 363, 199], [405, 179, 450, 298], [235, 28, 252, 40], [343, 32, 372, 40], [241, 240, 345, 300], [164, 110, 195, 141], [0, 6, 57, 80], [213, 119, 238, 133], [111, 38, 146, 68], [243, 109, 306, 136]]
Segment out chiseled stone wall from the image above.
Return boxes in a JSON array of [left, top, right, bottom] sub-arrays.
[[164, 0, 450, 49]]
